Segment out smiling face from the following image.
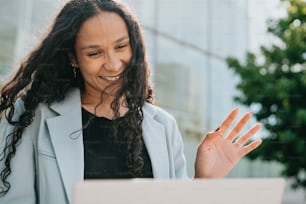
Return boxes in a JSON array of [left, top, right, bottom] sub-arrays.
[[73, 11, 132, 98]]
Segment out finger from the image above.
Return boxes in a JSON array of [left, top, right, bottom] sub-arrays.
[[226, 112, 252, 141], [234, 123, 262, 148], [239, 139, 262, 157], [218, 108, 239, 134]]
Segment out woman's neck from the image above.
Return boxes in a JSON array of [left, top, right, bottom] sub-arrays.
[[81, 92, 128, 119]]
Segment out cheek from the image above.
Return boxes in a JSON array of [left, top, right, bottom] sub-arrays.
[[77, 57, 100, 74], [78, 63, 100, 78], [124, 51, 132, 64]]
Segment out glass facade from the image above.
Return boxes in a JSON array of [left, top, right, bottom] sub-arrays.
[[0, 0, 63, 80]]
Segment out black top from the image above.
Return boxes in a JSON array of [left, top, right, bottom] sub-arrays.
[[82, 108, 153, 179]]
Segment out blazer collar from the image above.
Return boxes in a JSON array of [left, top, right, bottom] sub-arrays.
[[142, 103, 170, 179], [46, 88, 84, 203]]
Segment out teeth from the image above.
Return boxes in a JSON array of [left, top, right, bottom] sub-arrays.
[[101, 75, 121, 81]]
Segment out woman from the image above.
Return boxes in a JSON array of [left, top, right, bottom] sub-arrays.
[[0, 0, 262, 203]]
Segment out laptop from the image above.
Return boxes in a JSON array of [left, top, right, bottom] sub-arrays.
[[72, 178, 285, 204]]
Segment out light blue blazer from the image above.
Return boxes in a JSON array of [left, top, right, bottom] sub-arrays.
[[0, 89, 188, 204]]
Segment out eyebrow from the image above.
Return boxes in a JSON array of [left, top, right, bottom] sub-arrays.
[[80, 36, 130, 50]]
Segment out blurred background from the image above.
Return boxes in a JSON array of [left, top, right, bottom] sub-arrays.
[[0, 0, 305, 203]]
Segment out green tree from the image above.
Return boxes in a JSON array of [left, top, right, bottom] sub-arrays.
[[226, 0, 306, 191]]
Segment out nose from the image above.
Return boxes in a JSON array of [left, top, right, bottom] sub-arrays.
[[103, 53, 122, 72]]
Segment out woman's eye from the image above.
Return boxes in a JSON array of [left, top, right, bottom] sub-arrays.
[[116, 44, 128, 49], [88, 51, 101, 57]]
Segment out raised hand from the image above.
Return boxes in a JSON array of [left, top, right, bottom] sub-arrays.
[[194, 108, 262, 178]]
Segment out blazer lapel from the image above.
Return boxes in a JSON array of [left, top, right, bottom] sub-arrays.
[[142, 103, 170, 178], [46, 89, 84, 203]]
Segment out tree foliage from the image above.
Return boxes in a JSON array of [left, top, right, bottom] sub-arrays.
[[226, 0, 306, 190]]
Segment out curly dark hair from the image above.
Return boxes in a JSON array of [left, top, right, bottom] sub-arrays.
[[0, 0, 153, 196]]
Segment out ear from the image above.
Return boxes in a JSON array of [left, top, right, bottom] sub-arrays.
[[68, 52, 78, 67]]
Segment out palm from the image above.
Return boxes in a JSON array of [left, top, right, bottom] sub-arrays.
[[194, 108, 262, 178]]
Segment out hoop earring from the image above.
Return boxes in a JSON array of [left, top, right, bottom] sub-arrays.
[[73, 67, 77, 79], [71, 61, 78, 79]]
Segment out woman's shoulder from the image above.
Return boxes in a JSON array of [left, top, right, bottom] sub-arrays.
[[5, 98, 26, 120], [143, 102, 176, 123], [13, 98, 50, 115]]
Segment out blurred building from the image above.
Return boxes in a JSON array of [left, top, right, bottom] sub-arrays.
[[0, 0, 63, 80], [0, 0, 304, 202]]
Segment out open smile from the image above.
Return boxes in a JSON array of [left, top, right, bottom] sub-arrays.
[[100, 73, 122, 82]]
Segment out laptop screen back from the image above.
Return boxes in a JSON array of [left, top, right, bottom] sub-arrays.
[[72, 178, 285, 204]]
